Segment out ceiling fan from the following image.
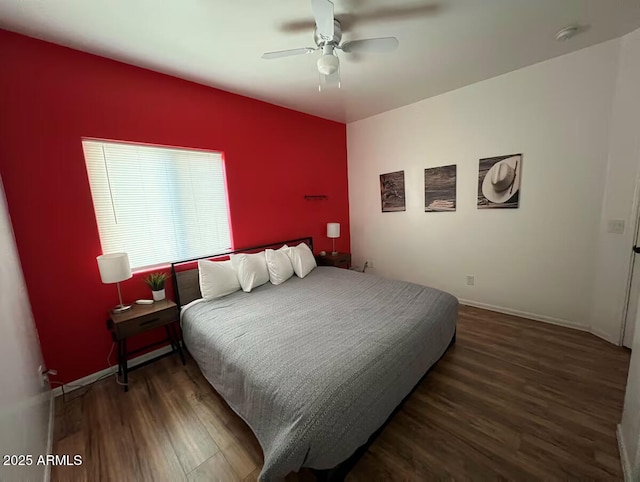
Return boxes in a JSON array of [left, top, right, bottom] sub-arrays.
[[262, 0, 399, 90]]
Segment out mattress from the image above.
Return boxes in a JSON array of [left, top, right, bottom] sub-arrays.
[[181, 266, 458, 481]]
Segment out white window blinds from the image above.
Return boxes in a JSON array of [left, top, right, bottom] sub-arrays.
[[82, 139, 231, 269]]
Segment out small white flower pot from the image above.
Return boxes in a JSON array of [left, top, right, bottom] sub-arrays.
[[152, 289, 165, 301]]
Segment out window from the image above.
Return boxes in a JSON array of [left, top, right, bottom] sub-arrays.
[[82, 139, 231, 269]]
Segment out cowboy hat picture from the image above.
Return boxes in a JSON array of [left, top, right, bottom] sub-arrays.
[[477, 154, 522, 209]]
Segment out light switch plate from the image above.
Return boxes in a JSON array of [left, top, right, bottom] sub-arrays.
[[607, 219, 625, 235]]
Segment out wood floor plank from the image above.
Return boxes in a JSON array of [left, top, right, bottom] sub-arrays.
[[146, 366, 220, 474], [85, 381, 145, 482], [51, 429, 87, 482], [52, 391, 83, 442], [52, 306, 630, 481], [124, 378, 188, 481], [395, 398, 558, 480], [180, 369, 263, 478], [186, 452, 240, 482], [243, 468, 262, 482], [220, 439, 261, 480]]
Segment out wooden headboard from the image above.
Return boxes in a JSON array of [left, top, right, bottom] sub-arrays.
[[170, 237, 313, 310]]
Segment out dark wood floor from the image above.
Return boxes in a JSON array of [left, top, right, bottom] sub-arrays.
[[52, 306, 630, 481]]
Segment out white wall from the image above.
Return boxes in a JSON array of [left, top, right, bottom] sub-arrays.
[[591, 27, 640, 344], [0, 178, 51, 481], [348, 39, 621, 330], [616, 26, 640, 482], [621, 305, 640, 479]]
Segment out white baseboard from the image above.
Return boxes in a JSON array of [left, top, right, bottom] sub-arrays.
[[591, 327, 620, 345], [458, 299, 626, 345], [44, 390, 54, 482], [458, 299, 589, 332], [618, 424, 632, 482], [52, 345, 173, 397]]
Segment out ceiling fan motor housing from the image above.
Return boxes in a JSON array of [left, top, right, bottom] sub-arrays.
[[314, 19, 342, 46]]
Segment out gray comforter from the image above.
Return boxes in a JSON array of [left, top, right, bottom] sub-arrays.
[[181, 267, 457, 481]]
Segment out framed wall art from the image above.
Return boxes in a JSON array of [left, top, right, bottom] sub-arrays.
[[477, 154, 522, 209], [380, 171, 406, 212], [425, 165, 457, 212]]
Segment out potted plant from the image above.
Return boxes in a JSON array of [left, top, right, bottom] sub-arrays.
[[145, 272, 167, 301]]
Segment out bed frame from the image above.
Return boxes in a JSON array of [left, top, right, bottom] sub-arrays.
[[169, 236, 456, 481], [170, 236, 313, 311]]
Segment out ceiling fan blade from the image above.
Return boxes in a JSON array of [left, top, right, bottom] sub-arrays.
[[352, 4, 441, 24], [340, 37, 399, 54], [310, 0, 335, 40], [280, 14, 355, 34], [279, 4, 440, 34], [262, 47, 317, 60]]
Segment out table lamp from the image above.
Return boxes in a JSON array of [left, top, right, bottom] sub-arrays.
[[97, 252, 132, 314], [327, 222, 340, 256]]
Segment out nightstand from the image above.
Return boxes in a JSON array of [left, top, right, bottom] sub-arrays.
[[107, 299, 185, 392], [315, 252, 351, 269]]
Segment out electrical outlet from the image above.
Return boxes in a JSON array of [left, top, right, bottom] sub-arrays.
[[466, 275, 475, 286]]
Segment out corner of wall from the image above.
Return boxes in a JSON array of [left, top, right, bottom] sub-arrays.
[[589, 24, 640, 345], [618, 424, 632, 482], [592, 326, 622, 345], [44, 390, 54, 482]]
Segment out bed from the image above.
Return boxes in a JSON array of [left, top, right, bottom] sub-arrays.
[[172, 238, 458, 481]]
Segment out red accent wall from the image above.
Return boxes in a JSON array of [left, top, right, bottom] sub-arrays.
[[0, 30, 350, 383]]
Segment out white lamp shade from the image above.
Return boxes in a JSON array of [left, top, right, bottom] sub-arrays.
[[327, 223, 341, 238], [97, 252, 132, 284]]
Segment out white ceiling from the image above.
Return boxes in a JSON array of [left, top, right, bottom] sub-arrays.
[[1, 0, 640, 123]]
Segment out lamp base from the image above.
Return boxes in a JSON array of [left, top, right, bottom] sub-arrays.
[[331, 251, 338, 256], [111, 304, 132, 314]]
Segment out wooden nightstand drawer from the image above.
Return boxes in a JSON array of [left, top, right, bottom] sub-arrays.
[[316, 252, 351, 269], [115, 307, 177, 339], [109, 299, 179, 340]]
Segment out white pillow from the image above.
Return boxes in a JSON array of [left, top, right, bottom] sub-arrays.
[[265, 246, 294, 285], [286, 242, 317, 278], [198, 259, 241, 300], [230, 251, 270, 292]]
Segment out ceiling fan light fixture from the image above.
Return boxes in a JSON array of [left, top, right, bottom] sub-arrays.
[[262, 0, 399, 89], [317, 53, 339, 76]]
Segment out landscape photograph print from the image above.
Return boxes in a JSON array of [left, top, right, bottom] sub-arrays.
[[477, 153, 522, 209], [380, 171, 406, 212], [425, 165, 457, 212]]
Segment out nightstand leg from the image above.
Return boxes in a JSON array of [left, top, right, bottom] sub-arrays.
[[171, 324, 186, 365], [117, 341, 122, 376], [165, 326, 177, 352], [122, 338, 128, 392]]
